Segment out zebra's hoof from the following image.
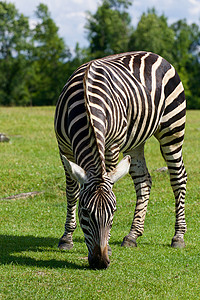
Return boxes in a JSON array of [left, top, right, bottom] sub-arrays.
[[121, 235, 137, 248], [171, 237, 185, 248], [58, 235, 73, 250]]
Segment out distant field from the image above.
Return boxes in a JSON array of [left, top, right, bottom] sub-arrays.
[[0, 107, 199, 299]]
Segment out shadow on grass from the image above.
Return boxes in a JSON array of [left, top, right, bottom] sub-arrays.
[[0, 234, 89, 270], [110, 237, 171, 248]]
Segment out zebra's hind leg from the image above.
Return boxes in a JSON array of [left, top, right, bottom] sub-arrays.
[[121, 143, 152, 247], [155, 129, 187, 248], [58, 156, 80, 250], [162, 145, 187, 248]]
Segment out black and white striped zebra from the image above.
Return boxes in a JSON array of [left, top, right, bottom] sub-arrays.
[[54, 51, 187, 269]]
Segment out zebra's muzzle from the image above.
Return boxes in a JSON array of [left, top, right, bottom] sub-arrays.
[[88, 244, 110, 269]]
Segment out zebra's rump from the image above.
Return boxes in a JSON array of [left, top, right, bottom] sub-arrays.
[[54, 51, 185, 172]]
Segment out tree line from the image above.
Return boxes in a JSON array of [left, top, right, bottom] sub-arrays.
[[0, 0, 200, 108]]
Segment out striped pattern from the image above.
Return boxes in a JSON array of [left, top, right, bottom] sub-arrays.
[[78, 176, 115, 258], [55, 51, 187, 267]]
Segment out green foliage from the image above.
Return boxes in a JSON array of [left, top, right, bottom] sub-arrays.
[[30, 4, 71, 105], [0, 1, 200, 108], [129, 9, 175, 63], [85, 0, 132, 58], [0, 107, 199, 298], [0, 2, 30, 59], [171, 20, 200, 108], [0, 2, 71, 106], [66, 43, 91, 77], [0, 1, 32, 105]]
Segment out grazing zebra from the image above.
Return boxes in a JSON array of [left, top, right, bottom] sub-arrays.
[[54, 51, 187, 269]]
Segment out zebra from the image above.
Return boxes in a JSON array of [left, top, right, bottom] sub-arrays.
[[54, 51, 187, 269]]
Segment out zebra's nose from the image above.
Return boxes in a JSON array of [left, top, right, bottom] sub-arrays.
[[88, 254, 110, 269], [88, 245, 110, 269]]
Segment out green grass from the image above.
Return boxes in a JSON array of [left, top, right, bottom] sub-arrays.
[[0, 107, 199, 299]]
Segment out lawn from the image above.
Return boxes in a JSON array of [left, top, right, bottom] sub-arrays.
[[0, 107, 199, 299]]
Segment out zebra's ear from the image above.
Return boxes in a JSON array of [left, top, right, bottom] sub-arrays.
[[62, 155, 87, 184], [108, 155, 131, 184]]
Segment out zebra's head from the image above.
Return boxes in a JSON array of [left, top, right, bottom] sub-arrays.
[[62, 155, 131, 269]]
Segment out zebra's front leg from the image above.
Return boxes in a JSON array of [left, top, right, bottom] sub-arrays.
[[58, 172, 79, 250], [121, 144, 152, 247]]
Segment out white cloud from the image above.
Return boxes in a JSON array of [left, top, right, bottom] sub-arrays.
[[29, 18, 38, 30], [189, 0, 200, 16], [3, 0, 200, 50], [64, 11, 86, 19]]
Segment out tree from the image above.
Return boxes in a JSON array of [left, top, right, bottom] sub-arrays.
[[85, 0, 133, 58], [31, 4, 71, 105], [65, 43, 90, 76], [171, 20, 200, 108], [171, 20, 199, 66], [0, 2, 200, 108], [0, 1, 32, 105], [129, 9, 175, 64]]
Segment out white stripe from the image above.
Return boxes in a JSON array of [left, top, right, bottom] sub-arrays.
[[159, 128, 185, 145], [92, 115, 106, 129], [162, 66, 175, 86], [165, 82, 184, 107], [161, 101, 186, 123], [68, 112, 86, 134], [89, 102, 106, 116]]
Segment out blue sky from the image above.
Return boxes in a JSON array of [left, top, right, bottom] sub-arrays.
[[7, 0, 200, 51]]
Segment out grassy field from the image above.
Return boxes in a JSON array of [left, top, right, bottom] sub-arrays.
[[0, 107, 199, 299]]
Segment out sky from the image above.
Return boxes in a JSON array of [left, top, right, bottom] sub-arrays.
[[6, 0, 200, 52]]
